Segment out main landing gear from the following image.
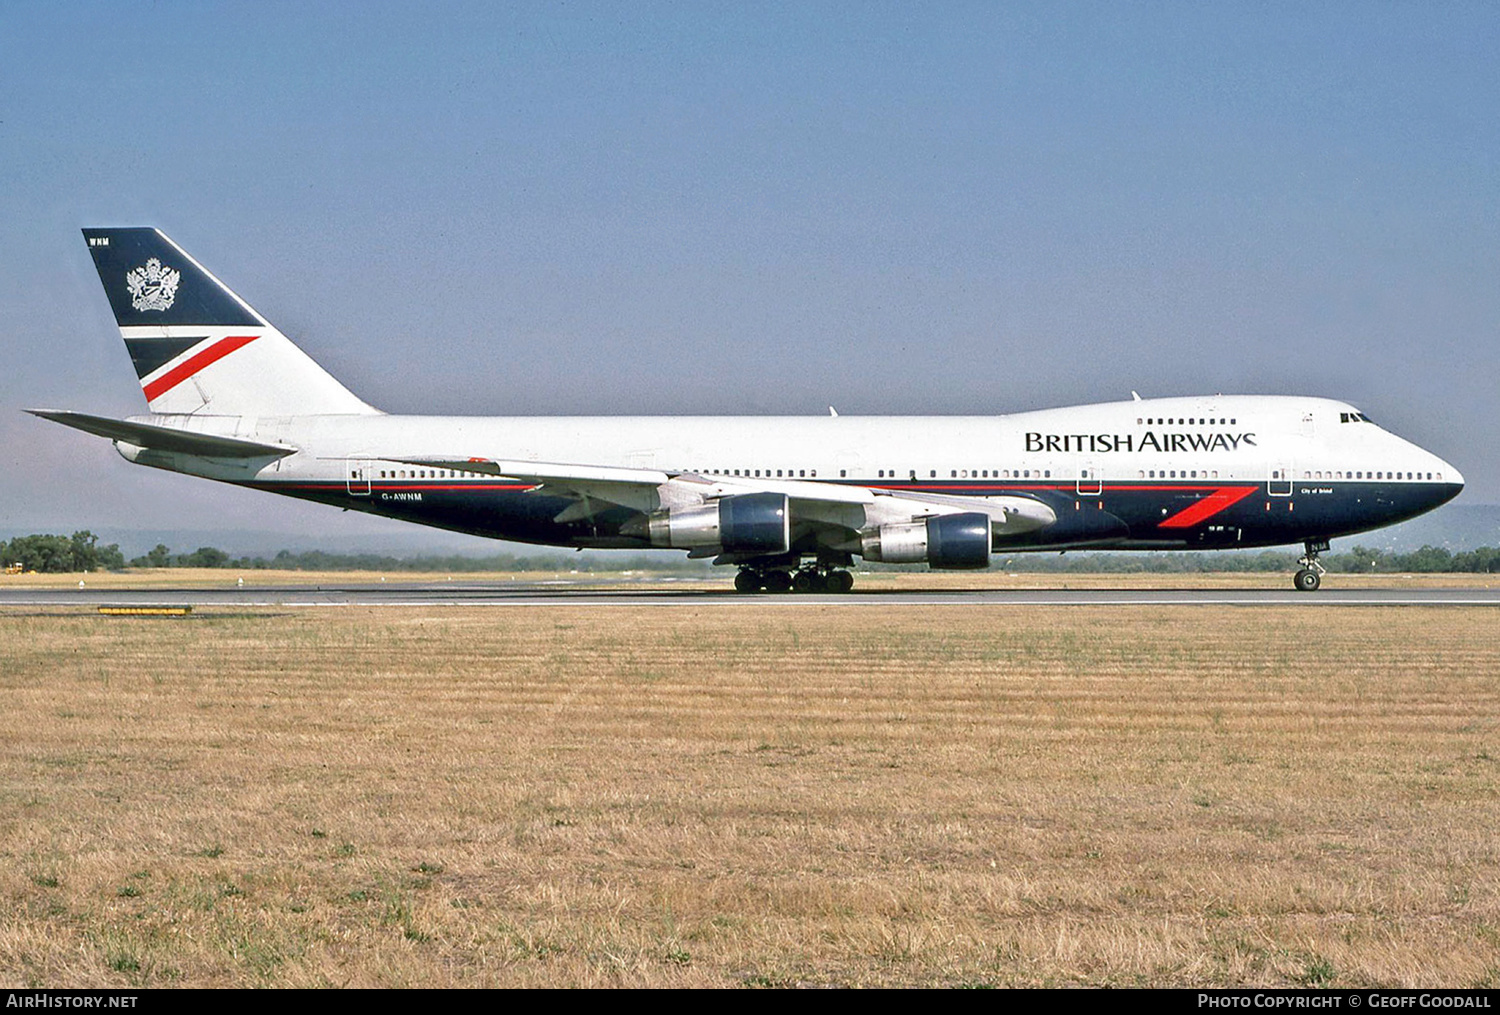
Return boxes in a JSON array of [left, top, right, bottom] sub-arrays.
[[1294, 540, 1329, 592], [734, 566, 855, 594]]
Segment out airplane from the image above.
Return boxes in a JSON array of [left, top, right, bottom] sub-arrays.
[[31, 228, 1463, 593]]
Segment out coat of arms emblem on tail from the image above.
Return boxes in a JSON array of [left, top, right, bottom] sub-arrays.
[[124, 257, 180, 312]]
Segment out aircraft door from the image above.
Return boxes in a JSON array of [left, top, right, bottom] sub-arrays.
[[345, 459, 372, 496], [1267, 464, 1293, 497], [1076, 462, 1102, 496], [836, 450, 865, 482]]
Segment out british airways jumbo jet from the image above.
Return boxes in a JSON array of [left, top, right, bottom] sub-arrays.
[[32, 229, 1463, 592]]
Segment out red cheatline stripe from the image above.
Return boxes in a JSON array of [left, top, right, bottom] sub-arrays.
[[142, 335, 259, 402], [1157, 486, 1257, 529]]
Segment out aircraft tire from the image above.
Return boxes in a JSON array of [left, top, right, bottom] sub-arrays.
[[793, 569, 829, 593], [1293, 569, 1321, 592], [734, 570, 761, 594], [827, 570, 855, 594], [763, 570, 793, 594]]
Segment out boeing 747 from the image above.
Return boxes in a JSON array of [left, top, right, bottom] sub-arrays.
[[31, 228, 1464, 592]]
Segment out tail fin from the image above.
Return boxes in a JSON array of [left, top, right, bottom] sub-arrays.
[[82, 228, 378, 416]]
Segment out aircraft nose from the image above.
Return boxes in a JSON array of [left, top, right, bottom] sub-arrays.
[[1446, 462, 1465, 489], [1429, 455, 1464, 512], [1436, 455, 1464, 490]]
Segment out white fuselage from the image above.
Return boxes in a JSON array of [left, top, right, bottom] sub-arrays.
[[132, 394, 1459, 494]]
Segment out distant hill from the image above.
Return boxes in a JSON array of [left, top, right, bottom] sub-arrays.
[[1361, 503, 1500, 553]]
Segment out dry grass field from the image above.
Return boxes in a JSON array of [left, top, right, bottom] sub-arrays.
[[1, 594, 1497, 987]]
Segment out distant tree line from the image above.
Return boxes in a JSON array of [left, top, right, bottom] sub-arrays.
[[0, 532, 125, 573], [4, 533, 1499, 574], [123, 546, 709, 573], [1330, 545, 1500, 574]]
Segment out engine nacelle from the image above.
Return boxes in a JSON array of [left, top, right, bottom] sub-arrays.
[[861, 511, 991, 569], [647, 492, 790, 555]]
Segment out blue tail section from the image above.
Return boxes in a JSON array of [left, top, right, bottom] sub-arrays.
[[83, 228, 263, 329]]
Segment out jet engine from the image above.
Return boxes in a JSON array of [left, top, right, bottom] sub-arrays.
[[645, 492, 790, 555], [861, 512, 991, 569]]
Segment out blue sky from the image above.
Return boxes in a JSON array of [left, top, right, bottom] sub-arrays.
[[2, 1, 1496, 547]]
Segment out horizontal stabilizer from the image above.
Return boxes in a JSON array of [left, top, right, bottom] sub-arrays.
[[27, 409, 296, 458]]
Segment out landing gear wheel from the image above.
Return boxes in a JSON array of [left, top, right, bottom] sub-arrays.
[[793, 569, 829, 593], [734, 570, 761, 593], [762, 570, 793, 594], [1293, 540, 1328, 592], [826, 570, 855, 594]]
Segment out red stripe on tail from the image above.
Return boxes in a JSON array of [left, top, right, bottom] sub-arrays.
[[142, 335, 259, 402]]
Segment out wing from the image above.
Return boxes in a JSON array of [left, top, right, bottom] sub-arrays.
[[388, 455, 1057, 559]]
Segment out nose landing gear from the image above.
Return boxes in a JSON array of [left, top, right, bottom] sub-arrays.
[[1294, 540, 1329, 592]]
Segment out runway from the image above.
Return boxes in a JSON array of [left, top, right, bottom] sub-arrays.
[[3, 579, 1499, 608]]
